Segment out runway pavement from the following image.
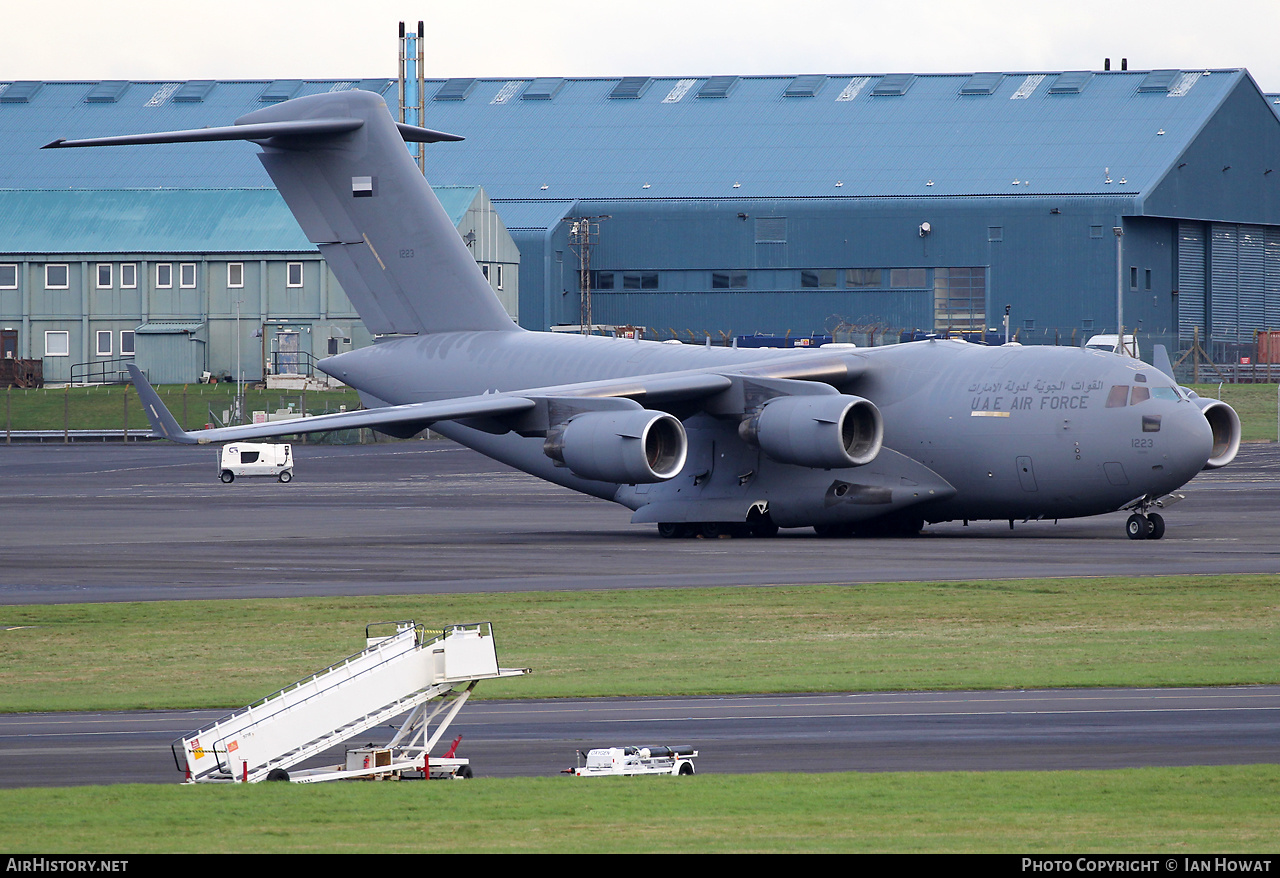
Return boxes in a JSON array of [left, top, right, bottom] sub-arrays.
[[1, 440, 1278, 603], [1, 439, 1276, 788], [2, 687, 1277, 788]]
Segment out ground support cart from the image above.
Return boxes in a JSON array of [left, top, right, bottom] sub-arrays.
[[568, 745, 698, 777]]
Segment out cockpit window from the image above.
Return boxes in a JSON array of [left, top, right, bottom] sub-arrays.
[[1151, 387, 1180, 401], [1129, 386, 1150, 405], [1106, 385, 1129, 408]]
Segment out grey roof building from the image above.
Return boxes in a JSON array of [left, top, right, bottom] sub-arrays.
[[3, 69, 1279, 380], [0, 80, 516, 383]]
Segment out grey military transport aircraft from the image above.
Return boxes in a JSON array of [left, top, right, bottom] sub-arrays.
[[47, 89, 1240, 540]]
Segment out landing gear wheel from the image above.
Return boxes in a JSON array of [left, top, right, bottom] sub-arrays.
[[278, 471, 292, 483], [657, 522, 683, 539], [1125, 513, 1148, 540], [700, 522, 729, 539], [1147, 512, 1165, 540], [220, 470, 234, 484], [747, 521, 779, 538]]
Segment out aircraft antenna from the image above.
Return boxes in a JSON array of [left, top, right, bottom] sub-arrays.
[[565, 216, 609, 336]]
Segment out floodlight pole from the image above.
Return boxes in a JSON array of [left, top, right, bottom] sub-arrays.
[[1114, 225, 1124, 347], [235, 296, 244, 425]]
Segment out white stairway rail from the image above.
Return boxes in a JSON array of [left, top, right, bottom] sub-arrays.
[[176, 621, 521, 783]]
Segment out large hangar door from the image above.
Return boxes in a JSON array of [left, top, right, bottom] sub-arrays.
[[1206, 223, 1280, 349], [1177, 221, 1206, 345]]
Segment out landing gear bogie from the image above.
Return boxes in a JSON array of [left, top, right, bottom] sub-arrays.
[[1126, 511, 1166, 540]]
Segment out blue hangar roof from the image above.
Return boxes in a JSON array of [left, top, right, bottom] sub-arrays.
[[0, 184, 485, 255], [407, 69, 1272, 204], [0, 79, 394, 189], [5, 70, 1278, 217]]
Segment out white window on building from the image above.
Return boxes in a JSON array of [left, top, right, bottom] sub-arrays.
[[0, 264, 16, 289], [45, 330, 69, 357], [156, 263, 172, 288], [96, 263, 112, 289], [180, 263, 196, 288], [120, 330, 135, 357], [286, 262, 304, 288], [120, 263, 137, 289], [495, 264, 504, 290], [45, 264, 69, 289], [228, 262, 244, 288], [96, 330, 112, 357]]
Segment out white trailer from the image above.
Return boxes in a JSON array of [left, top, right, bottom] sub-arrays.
[[173, 621, 528, 783], [567, 745, 698, 777], [217, 442, 293, 483]]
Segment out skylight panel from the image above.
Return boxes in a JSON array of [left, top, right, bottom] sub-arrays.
[[0, 81, 44, 103], [784, 75, 826, 98], [1048, 72, 1093, 94], [433, 78, 477, 101], [610, 77, 652, 99], [522, 78, 565, 100], [85, 81, 129, 103], [872, 74, 916, 96], [260, 80, 302, 102], [960, 73, 1003, 95], [1137, 70, 1181, 93], [697, 76, 739, 99], [172, 81, 216, 102], [356, 79, 392, 94]]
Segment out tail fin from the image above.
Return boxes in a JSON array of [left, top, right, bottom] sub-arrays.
[[46, 90, 518, 336]]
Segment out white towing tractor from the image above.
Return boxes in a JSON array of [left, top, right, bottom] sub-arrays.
[[566, 745, 698, 777], [217, 442, 293, 483]]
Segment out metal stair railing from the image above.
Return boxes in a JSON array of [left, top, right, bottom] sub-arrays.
[[174, 622, 515, 783], [176, 623, 425, 780]]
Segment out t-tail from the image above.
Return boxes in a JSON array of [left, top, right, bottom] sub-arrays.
[[45, 89, 517, 336]]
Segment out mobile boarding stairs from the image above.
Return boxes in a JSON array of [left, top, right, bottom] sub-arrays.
[[173, 621, 527, 783]]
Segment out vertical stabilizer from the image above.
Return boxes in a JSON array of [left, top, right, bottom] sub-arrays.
[[237, 90, 518, 335]]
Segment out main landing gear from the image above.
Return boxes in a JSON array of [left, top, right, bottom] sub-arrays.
[[657, 521, 779, 539], [1125, 512, 1166, 541]]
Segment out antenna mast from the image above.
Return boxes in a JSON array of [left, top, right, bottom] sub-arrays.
[[565, 216, 609, 335]]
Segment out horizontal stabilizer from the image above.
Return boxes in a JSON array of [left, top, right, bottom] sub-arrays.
[[43, 119, 463, 150]]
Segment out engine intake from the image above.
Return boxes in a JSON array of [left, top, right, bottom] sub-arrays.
[[544, 409, 688, 484], [740, 394, 883, 469], [1194, 397, 1241, 469]]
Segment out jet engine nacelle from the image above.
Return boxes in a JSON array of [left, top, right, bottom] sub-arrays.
[[544, 410, 688, 484], [739, 394, 883, 469], [1192, 396, 1241, 469]]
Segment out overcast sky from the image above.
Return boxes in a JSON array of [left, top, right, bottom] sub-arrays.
[[6, 0, 1279, 91]]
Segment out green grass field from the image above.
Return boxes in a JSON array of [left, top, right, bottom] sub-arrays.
[[2, 576, 1277, 711], [3, 766, 1276, 853], [0, 383, 361, 433], [2, 576, 1278, 851]]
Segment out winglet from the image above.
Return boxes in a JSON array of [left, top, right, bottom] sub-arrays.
[[127, 365, 196, 444], [1152, 344, 1176, 382]]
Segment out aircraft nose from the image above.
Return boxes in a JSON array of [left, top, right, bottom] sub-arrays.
[[1160, 400, 1215, 483]]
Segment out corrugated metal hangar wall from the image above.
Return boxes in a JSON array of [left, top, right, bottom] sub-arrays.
[[3, 67, 1280, 382]]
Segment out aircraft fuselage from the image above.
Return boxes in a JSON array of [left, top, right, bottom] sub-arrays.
[[321, 332, 1214, 529]]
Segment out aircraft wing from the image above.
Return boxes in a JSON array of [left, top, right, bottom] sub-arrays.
[[128, 364, 536, 444], [127, 350, 865, 445]]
